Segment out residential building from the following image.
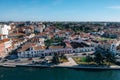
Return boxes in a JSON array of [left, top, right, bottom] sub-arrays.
[[0, 38, 12, 58], [0, 24, 11, 35]]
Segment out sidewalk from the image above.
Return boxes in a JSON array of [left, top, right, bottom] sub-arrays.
[[57, 57, 77, 67]]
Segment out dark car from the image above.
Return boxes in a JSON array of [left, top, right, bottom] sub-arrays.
[[15, 59, 20, 62], [28, 58, 33, 60], [39, 56, 45, 59], [82, 53, 86, 55], [1, 59, 7, 63]]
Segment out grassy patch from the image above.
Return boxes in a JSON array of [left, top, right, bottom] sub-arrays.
[[80, 57, 86, 62], [72, 57, 96, 65], [72, 57, 117, 66], [59, 58, 68, 63], [72, 57, 87, 64], [96, 37, 112, 41]]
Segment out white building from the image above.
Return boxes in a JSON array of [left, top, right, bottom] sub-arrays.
[[34, 24, 44, 33], [74, 47, 95, 53], [110, 41, 120, 54], [17, 44, 96, 58], [4, 39, 12, 53], [39, 38, 45, 46], [0, 24, 11, 35], [98, 39, 120, 55], [0, 38, 12, 58]]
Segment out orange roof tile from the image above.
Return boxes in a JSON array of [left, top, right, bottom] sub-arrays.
[[0, 38, 10, 44], [33, 46, 46, 50]]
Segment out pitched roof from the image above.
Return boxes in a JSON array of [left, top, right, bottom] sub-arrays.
[[0, 38, 10, 44], [49, 46, 64, 49]]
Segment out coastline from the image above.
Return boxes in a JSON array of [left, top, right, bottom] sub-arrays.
[[1, 63, 120, 70], [0, 57, 120, 70]]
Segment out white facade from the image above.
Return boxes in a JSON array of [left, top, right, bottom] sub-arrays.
[[110, 41, 120, 54], [28, 34, 35, 39], [74, 47, 95, 53], [4, 40, 12, 53], [39, 38, 45, 46], [0, 24, 11, 35], [4, 40, 12, 48], [0, 39, 12, 58], [34, 25, 43, 33], [43, 24, 46, 29], [0, 35, 8, 40], [17, 47, 95, 58], [25, 28, 31, 34]]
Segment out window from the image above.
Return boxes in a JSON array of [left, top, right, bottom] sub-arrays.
[[49, 53, 51, 56], [30, 47, 33, 51], [41, 54, 44, 56]]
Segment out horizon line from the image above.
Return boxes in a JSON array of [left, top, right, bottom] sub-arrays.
[[1, 20, 120, 23]]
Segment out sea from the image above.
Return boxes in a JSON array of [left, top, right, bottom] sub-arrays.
[[0, 67, 120, 80]]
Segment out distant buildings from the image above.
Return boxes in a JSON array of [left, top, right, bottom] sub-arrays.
[[1, 22, 120, 58], [0, 24, 11, 35], [0, 38, 12, 58], [34, 23, 45, 33], [98, 39, 120, 55], [17, 39, 95, 58], [0, 24, 12, 58]]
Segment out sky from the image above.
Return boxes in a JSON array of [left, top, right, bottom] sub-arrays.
[[0, 0, 120, 21]]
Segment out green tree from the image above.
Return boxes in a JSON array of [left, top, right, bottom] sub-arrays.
[[86, 55, 93, 64], [52, 53, 60, 64], [60, 54, 67, 60], [105, 53, 116, 66], [45, 39, 54, 47], [94, 52, 105, 65]]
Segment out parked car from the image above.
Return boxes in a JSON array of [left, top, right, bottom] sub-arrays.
[[28, 58, 33, 60], [82, 53, 86, 55], [15, 59, 20, 62], [39, 56, 45, 59], [1, 59, 7, 63]]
